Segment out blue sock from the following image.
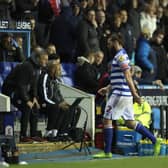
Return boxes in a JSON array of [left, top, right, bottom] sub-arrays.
[[104, 128, 113, 153], [135, 123, 156, 144]]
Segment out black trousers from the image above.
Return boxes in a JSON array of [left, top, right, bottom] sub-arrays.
[[14, 101, 38, 137], [2, 86, 38, 138], [42, 104, 79, 133], [43, 104, 67, 131]]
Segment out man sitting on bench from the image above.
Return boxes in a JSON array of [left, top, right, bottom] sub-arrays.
[[38, 60, 81, 141]]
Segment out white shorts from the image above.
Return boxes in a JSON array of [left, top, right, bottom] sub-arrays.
[[103, 94, 134, 120]]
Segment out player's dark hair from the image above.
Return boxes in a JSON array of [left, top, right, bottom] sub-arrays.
[[111, 33, 124, 46]]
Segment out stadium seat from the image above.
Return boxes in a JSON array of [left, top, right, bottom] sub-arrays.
[[11, 62, 19, 69], [62, 76, 74, 87], [0, 61, 19, 82], [0, 62, 12, 78], [61, 63, 77, 87]]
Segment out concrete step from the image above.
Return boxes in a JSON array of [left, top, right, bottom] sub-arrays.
[[17, 141, 93, 154]]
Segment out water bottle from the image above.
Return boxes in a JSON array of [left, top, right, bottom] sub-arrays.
[[166, 140, 168, 155], [143, 140, 149, 156], [148, 141, 154, 156], [160, 139, 166, 156], [138, 140, 144, 156]]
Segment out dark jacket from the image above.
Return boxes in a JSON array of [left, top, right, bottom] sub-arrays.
[[75, 57, 99, 94], [49, 11, 76, 61], [38, 71, 64, 105], [0, 0, 15, 19], [2, 55, 41, 103], [0, 44, 25, 62], [120, 22, 135, 58], [151, 41, 168, 84], [128, 8, 141, 39], [76, 19, 100, 56], [13, 0, 37, 20]]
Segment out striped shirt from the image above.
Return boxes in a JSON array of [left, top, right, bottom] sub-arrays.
[[110, 48, 132, 96]]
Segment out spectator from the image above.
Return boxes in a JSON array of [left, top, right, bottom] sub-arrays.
[[0, 33, 25, 62], [126, 0, 141, 39], [92, 50, 107, 103], [0, 0, 15, 28], [2, 48, 48, 142], [87, 0, 95, 9], [69, 1, 83, 29], [49, 6, 77, 62], [150, 29, 168, 84], [135, 26, 157, 80], [133, 65, 164, 90], [162, 5, 168, 52], [75, 52, 99, 94], [27, 15, 38, 51], [110, 13, 122, 35], [96, 0, 106, 11], [76, 9, 100, 57], [96, 10, 111, 65], [36, 0, 61, 47], [156, 6, 164, 29], [93, 50, 106, 80], [140, 3, 157, 38], [120, 9, 135, 59], [15, 35, 26, 61], [46, 43, 57, 60], [13, 0, 39, 20], [79, 0, 88, 15], [106, 0, 120, 20]]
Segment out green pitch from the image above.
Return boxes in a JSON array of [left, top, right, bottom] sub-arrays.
[[10, 156, 168, 168]]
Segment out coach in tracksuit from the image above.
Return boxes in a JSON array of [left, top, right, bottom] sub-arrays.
[[38, 60, 74, 140]]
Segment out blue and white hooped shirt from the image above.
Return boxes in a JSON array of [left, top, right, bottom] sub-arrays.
[[109, 48, 132, 97]]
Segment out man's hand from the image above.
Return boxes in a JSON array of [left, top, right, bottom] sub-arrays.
[[26, 101, 34, 109], [153, 80, 165, 90], [59, 101, 70, 111], [133, 95, 143, 104], [98, 85, 111, 96], [33, 97, 40, 109]]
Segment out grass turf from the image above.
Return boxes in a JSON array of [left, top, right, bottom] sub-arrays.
[[10, 156, 168, 168]]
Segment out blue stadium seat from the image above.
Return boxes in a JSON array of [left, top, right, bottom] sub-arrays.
[[11, 62, 19, 69], [0, 62, 12, 77], [62, 76, 74, 87], [61, 63, 77, 86], [0, 61, 19, 80]]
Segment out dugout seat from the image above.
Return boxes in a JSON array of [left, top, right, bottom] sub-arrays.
[[0, 62, 12, 79], [61, 63, 77, 87]]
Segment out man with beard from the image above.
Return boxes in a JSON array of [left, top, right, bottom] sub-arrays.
[[93, 33, 161, 158]]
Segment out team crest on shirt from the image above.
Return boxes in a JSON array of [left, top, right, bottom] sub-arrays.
[[118, 55, 125, 62]]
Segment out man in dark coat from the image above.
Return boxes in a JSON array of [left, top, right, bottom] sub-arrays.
[[75, 52, 99, 94], [76, 9, 100, 57], [150, 29, 168, 84], [2, 48, 48, 142]]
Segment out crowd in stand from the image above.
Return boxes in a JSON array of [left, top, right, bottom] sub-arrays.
[[0, 0, 168, 142]]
